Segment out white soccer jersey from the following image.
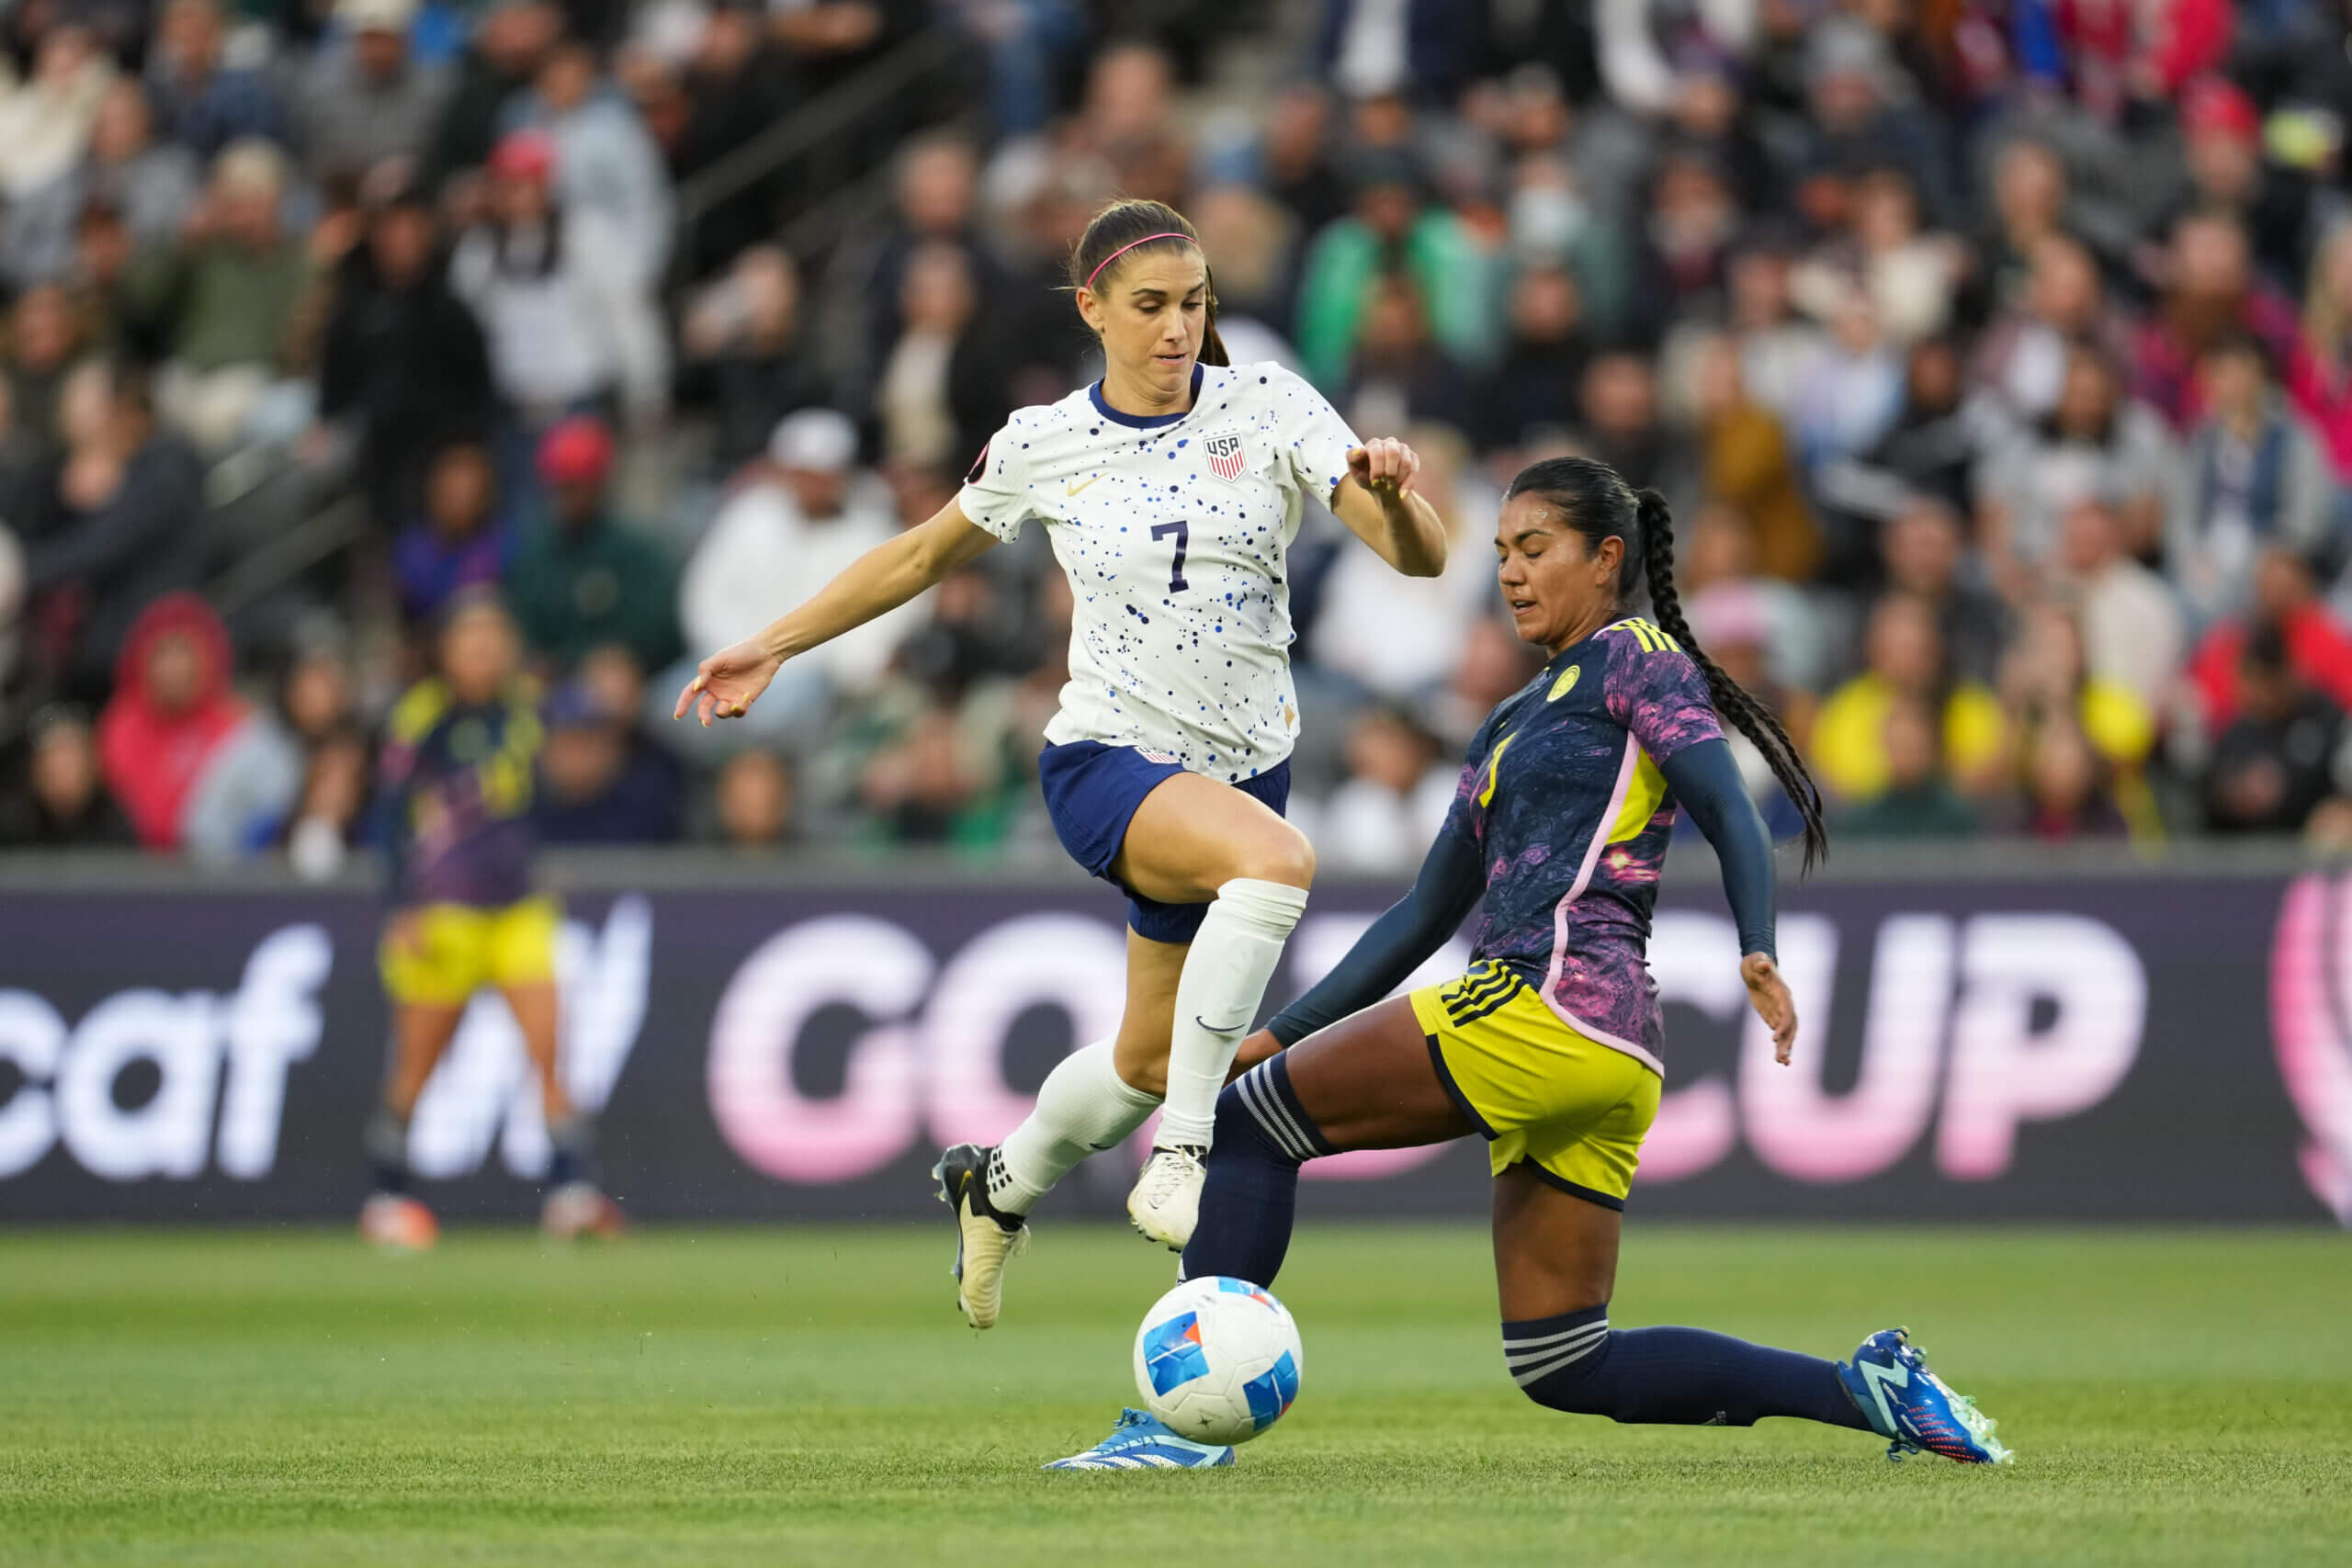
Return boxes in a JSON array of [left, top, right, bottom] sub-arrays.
[[956, 362, 1361, 780]]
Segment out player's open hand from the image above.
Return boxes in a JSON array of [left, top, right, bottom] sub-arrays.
[[674, 637, 785, 727], [1347, 437, 1419, 501], [1741, 953, 1798, 1065]]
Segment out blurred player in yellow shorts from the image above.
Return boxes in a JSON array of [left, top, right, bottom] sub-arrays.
[[362, 591, 621, 1249], [379, 896, 561, 1008]]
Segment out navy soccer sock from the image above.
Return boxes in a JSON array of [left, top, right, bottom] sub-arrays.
[[548, 1114, 597, 1189], [1180, 1054, 1333, 1287], [366, 1107, 411, 1196], [1505, 1303, 1871, 1430]]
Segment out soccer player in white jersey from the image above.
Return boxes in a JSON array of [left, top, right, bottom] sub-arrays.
[[675, 198, 1445, 1324]]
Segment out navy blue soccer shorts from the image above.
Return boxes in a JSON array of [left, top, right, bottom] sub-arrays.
[[1036, 739, 1292, 943]]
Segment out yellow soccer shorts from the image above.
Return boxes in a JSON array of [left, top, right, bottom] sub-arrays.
[[1408, 961, 1662, 1210], [379, 896, 560, 1007]]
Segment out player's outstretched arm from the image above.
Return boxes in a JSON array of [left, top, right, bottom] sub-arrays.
[[673, 502, 999, 727], [1658, 737, 1799, 1064], [1332, 436, 1449, 578]]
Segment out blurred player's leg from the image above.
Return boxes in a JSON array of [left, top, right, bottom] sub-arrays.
[[360, 992, 464, 1252], [506, 976, 622, 1241], [477, 897, 620, 1241]]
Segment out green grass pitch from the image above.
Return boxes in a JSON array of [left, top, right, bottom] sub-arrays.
[[3, 1224, 2349, 1566]]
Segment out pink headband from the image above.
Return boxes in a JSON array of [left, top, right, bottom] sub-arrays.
[[1085, 231, 1200, 291]]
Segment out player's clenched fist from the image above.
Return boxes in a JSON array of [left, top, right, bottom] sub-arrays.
[[1347, 437, 1420, 498]]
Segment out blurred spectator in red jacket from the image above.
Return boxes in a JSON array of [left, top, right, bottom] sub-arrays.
[[2187, 549, 2352, 732], [2031, 0, 2231, 124], [96, 592, 298, 855]]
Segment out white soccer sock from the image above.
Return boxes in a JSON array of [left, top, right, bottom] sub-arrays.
[[991, 1038, 1160, 1214], [1156, 877, 1309, 1151]]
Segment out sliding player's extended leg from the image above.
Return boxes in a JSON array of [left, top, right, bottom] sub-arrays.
[[505, 977, 621, 1240], [1488, 1168, 2010, 1461], [359, 995, 464, 1250], [1491, 1167, 1867, 1428]]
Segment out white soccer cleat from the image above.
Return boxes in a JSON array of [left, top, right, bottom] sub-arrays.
[[1127, 1145, 1207, 1251], [541, 1181, 626, 1241], [933, 1144, 1030, 1329]]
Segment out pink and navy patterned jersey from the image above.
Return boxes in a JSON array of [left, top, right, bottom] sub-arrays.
[[1439, 617, 1724, 1073], [375, 678, 543, 908]]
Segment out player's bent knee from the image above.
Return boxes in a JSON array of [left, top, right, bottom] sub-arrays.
[[1213, 1079, 1284, 1160], [1503, 1306, 1614, 1415], [1232, 825, 1315, 891], [1220, 1054, 1332, 1165]]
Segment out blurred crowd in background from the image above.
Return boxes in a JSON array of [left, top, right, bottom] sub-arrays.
[[6, 0, 2352, 872]]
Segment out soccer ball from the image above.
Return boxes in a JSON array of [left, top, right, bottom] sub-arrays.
[[1132, 1276, 1304, 1445]]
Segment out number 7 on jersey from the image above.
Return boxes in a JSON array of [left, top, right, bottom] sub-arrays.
[[1150, 520, 1190, 593]]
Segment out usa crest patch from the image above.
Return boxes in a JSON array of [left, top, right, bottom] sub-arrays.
[[1204, 433, 1246, 481]]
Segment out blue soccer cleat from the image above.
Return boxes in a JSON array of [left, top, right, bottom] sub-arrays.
[[1838, 1327, 2014, 1464], [1042, 1408, 1236, 1471]]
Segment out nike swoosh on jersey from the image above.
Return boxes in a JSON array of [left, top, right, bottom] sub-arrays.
[[1066, 474, 1102, 496], [1195, 1012, 1253, 1034]]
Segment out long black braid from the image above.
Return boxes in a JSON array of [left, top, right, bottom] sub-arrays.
[[1502, 457, 1829, 870], [1634, 490, 1827, 870]]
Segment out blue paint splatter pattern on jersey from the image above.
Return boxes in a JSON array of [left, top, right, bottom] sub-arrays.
[[952, 362, 1358, 780], [1438, 620, 1724, 1066]]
